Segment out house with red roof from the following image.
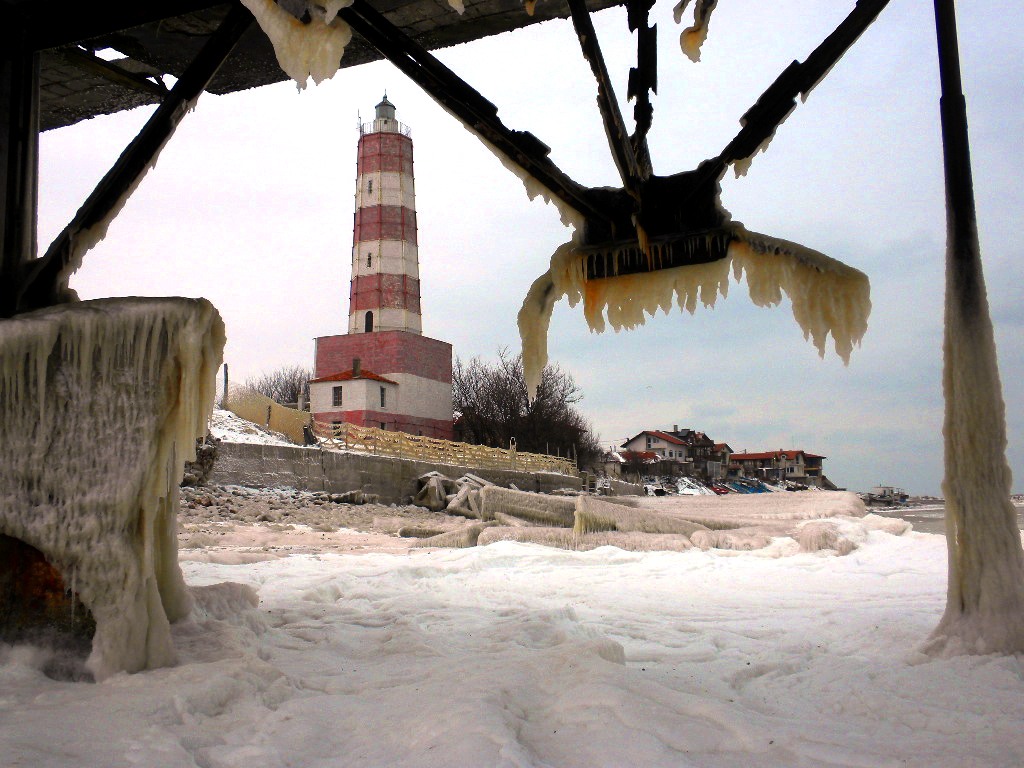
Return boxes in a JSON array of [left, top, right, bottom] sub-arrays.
[[727, 449, 828, 487], [619, 426, 731, 479]]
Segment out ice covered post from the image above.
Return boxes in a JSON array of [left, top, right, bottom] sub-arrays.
[[926, 0, 1024, 655], [349, 95, 422, 335], [0, 298, 225, 679]]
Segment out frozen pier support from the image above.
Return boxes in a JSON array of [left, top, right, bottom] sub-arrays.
[[0, 298, 223, 679]]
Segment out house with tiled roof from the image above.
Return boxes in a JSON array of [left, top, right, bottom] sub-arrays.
[[619, 426, 730, 479], [621, 430, 690, 466], [727, 449, 828, 487], [309, 357, 411, 433]]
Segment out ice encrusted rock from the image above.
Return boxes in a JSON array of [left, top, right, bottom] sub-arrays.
[[0, 298, 224, 680], [479, 486, 577, 527]]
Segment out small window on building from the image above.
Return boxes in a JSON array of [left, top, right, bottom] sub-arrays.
[[380, 386, 387, 408], [367, 178, 373, 194], [367, 252, 372, 268], [364, 311, 373, 332], [380, 422, 386, 430], [332, 385, 343, 407]]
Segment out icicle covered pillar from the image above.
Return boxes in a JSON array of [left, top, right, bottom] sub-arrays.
[[927, 0, 1024, 655], [0, 298, 225, 679]]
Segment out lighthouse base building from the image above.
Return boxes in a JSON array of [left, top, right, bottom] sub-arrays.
[[310, 332, 453, 439], [309, 96, 453, 439]]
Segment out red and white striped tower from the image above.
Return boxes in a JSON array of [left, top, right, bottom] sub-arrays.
[[349, 95, 421, 335], [310, 96, 453, 439]]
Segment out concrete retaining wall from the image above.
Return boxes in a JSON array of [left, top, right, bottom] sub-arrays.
[[208, 442, 581, 503], [606, 478, 644, 496]]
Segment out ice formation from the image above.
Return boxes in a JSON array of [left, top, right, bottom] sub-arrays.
[[925, 228, 1024, 656], [441, 105, 585, 231], [479, 485, 576, 527], [477, 526, 695, 552], [518, 225, 870, 395], [574, 495, 708, 536], [673, 0, 719, 62], [0, 298, 224, 679], [50, 104, 196, 302], [240, 0, 352, 89]]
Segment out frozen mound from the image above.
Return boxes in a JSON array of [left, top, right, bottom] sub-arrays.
[[477, 526, 693, 552], [414, 481, 902, 556], [635, 490, 867, 526], [0, 298, 224, 680], [689, 528, 777, 551], [796, 520, 867, 556], [574, 495, 709, 536], [478, 485, 576, 527], [411, 522, 496, 549]]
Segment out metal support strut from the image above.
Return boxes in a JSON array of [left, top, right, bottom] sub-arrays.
[[10, 3, 253, 316]]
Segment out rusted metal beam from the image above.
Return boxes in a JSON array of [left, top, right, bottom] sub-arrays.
[[625, 0, 656, 176], [338, 0, 613, 227], [716, 0, 890, 170], [0, 14, 39, 318], [567, 0, 644, 192], [61, 46, 169, 100], [23, 0, 227, 51], [933, 0, 978, 277], [15, 4, 252, 314]]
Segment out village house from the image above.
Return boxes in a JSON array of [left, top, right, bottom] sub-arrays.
[[726, 449, 832, 488], [608, 426, 835, 489], [620, 429, 690, 470], [618, 427, 731, 480]]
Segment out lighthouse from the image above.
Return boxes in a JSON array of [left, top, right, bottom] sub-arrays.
[[309, 96, 454, 439], [349, 95, 421, 335]]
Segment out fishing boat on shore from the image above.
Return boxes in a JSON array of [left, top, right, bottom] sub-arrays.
[[862, 485, 910, 506]]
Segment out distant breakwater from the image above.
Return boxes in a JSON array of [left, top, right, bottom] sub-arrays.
[[884, 502, 1024, 535]]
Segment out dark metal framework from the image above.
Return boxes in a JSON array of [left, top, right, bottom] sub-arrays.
[[341, 0, 893, 281], [0, 0, 979, 320]]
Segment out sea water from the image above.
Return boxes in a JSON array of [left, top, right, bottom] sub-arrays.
[[885, 501, 1024, 535]]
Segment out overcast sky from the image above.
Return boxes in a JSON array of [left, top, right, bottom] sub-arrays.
[[40, 0, 1022, 495]]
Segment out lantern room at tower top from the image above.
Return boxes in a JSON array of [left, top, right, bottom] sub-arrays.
[[310, 97, 453, 440]]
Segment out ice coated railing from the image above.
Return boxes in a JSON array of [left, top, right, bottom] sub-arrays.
[[359, 118, 412, 137], [313, 420, 577, 476]]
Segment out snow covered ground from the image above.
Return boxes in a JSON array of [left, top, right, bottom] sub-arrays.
[[3, 522, 1024, 767], [208, 408, 294, 446]]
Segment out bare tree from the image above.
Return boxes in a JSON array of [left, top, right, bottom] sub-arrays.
[[453, 348, 601, 465], [242, 365, 311, 406]]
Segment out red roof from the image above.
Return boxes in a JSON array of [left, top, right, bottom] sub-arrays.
[[730, 450, 825, 461], [620, 450, 660, 462], [649, 430, 688, 445], [311, 369, 398, 385], [623, 430, 687, 447]]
